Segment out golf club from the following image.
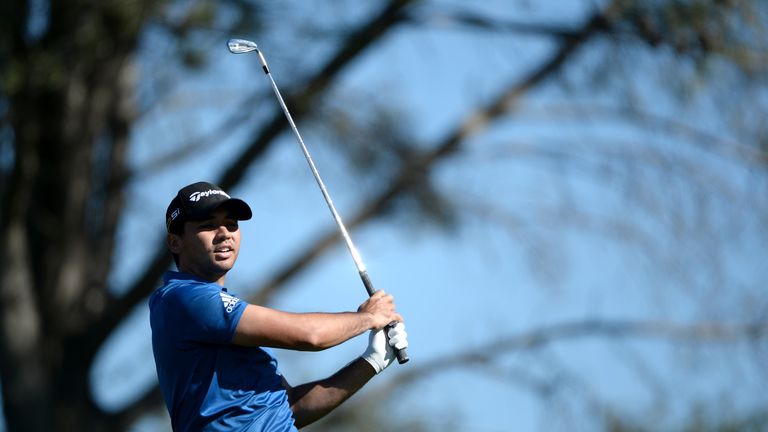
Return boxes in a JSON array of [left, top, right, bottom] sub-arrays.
[[227, 38, 409, 364]]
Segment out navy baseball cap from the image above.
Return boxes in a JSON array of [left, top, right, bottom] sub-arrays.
[[166, 181, 252, 233]]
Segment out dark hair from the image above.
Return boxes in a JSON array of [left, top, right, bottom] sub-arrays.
[[168, 222, 184, 268]]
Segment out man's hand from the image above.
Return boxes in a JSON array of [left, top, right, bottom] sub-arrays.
[[361, 322, 408, 374], [357, 290, 402, 330]]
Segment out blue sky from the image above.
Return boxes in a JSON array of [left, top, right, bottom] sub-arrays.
[[5, 1, 766, 431], [124, 1, 767, 429]]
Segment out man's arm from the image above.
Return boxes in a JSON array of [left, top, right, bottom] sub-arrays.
[[285, 323, 409, 428], [282, 358, 375, 429], [231, 290, 401, 350]]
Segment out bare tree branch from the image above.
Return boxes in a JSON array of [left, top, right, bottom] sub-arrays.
[[405, 4, 587, 38], [90, 2, 426, 423], [246, 5, 611, 304], [341, 319, 768, 413], [88, 5, 611, 422], [217, 0, 419, 191], [122, 88, 272, 184], [521, 102, 768, 167], [89, 0, 422, 410]]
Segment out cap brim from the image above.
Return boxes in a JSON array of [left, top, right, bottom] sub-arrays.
[[214, 198, 252, 221]]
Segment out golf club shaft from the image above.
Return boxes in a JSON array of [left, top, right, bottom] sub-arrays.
[[243, 42, 408, 364]]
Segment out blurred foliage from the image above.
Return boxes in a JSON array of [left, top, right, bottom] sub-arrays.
[[614, 0, 768, 68], [313, 93, 459, 228], [1, 0, 767, 430], [603, 404, 768, 432]]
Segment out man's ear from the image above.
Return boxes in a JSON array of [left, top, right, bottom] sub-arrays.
[[167, 233, 182, 254]]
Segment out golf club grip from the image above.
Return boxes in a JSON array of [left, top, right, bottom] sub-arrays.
[[359, 271, 410, 364], [387, 322, 410, 364]]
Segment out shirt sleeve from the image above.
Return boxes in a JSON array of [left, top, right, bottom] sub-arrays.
[[170, 284, 247, 344]]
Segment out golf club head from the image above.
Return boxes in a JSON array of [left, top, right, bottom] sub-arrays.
[[227, 38, 258, 54]]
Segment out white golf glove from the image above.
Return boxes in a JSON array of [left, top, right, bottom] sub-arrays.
[[361, 322, 408, 374]]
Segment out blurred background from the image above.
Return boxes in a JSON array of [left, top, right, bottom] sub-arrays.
[[1, 0, 767, 430]]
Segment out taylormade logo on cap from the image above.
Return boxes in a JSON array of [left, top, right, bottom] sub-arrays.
[[166, 181, 253, 234], [189, 189, 230, 202]]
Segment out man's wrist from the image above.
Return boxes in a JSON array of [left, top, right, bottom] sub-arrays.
[[361, 329, 389, 374], [359, 311, 375, 331], [358, 355, 380, 376]]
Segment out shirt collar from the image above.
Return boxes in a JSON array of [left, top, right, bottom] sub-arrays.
[[163, 270, 214, 284]]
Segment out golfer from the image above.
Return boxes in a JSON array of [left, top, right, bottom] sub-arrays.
[[150, 181, 408, 431]]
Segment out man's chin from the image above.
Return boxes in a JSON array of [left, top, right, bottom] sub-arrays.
[[213, 256, 237, 271]]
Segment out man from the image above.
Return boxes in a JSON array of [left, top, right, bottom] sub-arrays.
[[150, 181, 408, 431]]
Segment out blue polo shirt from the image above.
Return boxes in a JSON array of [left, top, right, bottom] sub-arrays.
[[149, 271, 297, 431]]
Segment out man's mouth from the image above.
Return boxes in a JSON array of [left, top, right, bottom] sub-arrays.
[[214, 246, 234, 254]]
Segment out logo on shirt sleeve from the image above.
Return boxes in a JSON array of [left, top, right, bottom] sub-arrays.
[[220, 292, 240, 313]]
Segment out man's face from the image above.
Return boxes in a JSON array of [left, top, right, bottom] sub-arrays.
[[168, 208, 241, 285]]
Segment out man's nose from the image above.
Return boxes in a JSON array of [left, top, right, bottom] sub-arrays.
[[214, 224, 231, 238]]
